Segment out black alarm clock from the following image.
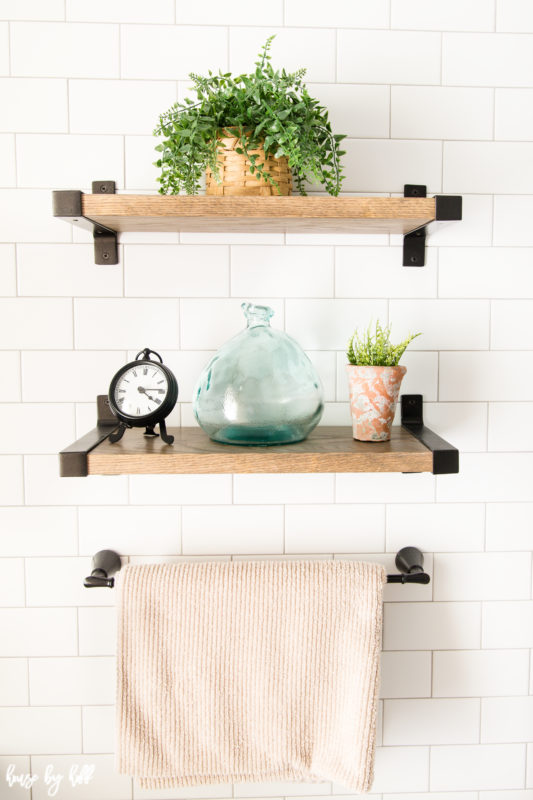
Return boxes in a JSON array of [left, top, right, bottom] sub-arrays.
[[108, 348, 178, 445]]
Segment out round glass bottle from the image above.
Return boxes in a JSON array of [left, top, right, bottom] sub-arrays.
[[193, 303, 324, 445]]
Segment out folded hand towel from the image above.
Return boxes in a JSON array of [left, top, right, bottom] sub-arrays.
[[117, 559, 386, 792]]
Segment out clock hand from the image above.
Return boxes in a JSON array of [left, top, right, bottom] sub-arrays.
[[137, 386, 156, 402]]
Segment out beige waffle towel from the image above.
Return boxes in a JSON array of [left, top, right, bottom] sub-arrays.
[[117, 559, 386, 792]]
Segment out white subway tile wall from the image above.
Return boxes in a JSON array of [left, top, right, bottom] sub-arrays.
[[1, 3, 532, 798]]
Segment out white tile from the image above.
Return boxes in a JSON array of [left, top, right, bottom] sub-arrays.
[[180, 231, 284, 246], [0, 756, 32, 800], [0, 134, 16, 186], [0, 298, 71, 349], [497, 0, 533, 31], [285, 504, 385, 553], [308, 84, 390, 139], [439, 247, 533, 298], [445, 141, 533, 194], [0, 243, 15, 294], [26, 556, 115, 607], [373, 746, 429, 793], [318, 402, 351, 426], [336, 473, 435, 504], [0, 0, 64, 18], [482, 601, 533, 648], [492, 301, 533, 349], [129, 473, 231, 505], [479, 792, 533, 800], [178, 0, 282, 24], [482, 696, 533, 743], [74, 298, 178, 350], [182, 506, 284, 554], [125, 135, 161, 191], [384, 602, 481, 650], [489, 402, 533, 450], [122, 24, 227, 80], [29, 657, 115, 705], [384, 698, 480, 745], [78, 607, 116, 656], [286, 299, 387, 350], [385, 794, 477, 800], [0, 78, 67, 132], [16, 133, 123, 189], [429, 195, 493, 247], [10, 22, 119, 78], [423, 403, 488, 453], [180, 298, 284, 350], [125, 244, 229, 298], [0, 608, 77, 656], [82, 705, 115, 754], [285, 0, 388, 27], [335, 246, 437, 299], [434, 552, 531, 601], [486, 503, 533, 551], [496, 89, 533, 140], [392, 0, 495, 29], [231, 245, 333, 298], [390, 299, 489, 351], [31, 754, 131, 800], [307, 351, 336, 402], [0, 558, 24, 606], [134, 784, 232, 799], [529, 747, 533, 790], [386, 503, 485, 553], [79, 506, 179, 556], [433, 649, 530, 697], [230, 27, 335, 83], [22, 350, 123, 402], [0, 403, 75, 454], [444, 32, 533, 87], [437, 453, 533, 502], [0, 506, 77, 557], [235, 782, 329, 797], [67, 0, 174, 22], [440, 352, 533, 401], [0, 455, 23, 505], [0, 351, 20, 401], [393, 351, 438, 402], [380, 652, 432, 698], [25, 456, 128, 506], [340, 551, 433, 604], [392, 86, 493, 140], [0, 658, 28, 705], [338, 30, 440, 84], [494, 195, 533, 245], [0, 708, 81, 755], [69, 79, 176, 135], [234, 474, 334, 505], [17, 243, 123, 297], [343, 139, 442, 194], [430, 744, 526, 791], [0, 189, 71, 243]]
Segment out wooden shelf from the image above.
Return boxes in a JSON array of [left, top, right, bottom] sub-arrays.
[[59, 395, 459, 477], [77, 194, 438, 235]]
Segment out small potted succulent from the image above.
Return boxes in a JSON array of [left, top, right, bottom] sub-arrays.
[[154, 36, 346, 197], [346, 323, 421, 442]]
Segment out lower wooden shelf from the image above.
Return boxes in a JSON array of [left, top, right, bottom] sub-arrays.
[[59, 395, 459, 477]]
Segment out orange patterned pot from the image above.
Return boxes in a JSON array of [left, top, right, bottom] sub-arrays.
[[345, 365, 406, 442]]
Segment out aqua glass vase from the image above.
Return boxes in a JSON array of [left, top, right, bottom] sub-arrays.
[[193, 303, 324, 445]]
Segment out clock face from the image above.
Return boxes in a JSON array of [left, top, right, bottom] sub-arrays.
[[113, 363, 169, 418]]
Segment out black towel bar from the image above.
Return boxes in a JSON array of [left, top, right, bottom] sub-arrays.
[[83, 546, 430, 588]]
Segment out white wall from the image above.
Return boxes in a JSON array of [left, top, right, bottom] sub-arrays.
[[1, 0, 532, 798]]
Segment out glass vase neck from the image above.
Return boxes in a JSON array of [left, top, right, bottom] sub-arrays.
[[242, 302, 274, 328]]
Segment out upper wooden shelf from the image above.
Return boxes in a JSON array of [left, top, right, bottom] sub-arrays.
[[79, 194, 437, 235], [59, 395, 459, 477]]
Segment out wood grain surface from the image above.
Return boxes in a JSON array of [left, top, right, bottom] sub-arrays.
[[87, 426, 433, 475]]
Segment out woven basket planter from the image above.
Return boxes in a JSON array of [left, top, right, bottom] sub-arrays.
[[206, 133, 292, 197]]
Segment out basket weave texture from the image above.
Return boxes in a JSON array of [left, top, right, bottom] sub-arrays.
[[206, 134, 292, 196]]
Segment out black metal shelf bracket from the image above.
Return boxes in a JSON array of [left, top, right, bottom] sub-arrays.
[[83, 546, 429, 588], [59, 395, 118, 477], [53, 180, 118, 265], [401, 394, 459, 474], [403, 184, 462, 267]]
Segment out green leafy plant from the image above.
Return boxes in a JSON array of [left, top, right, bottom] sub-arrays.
[[153, 36, 346, 196], [347, 322, 421, 367]]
